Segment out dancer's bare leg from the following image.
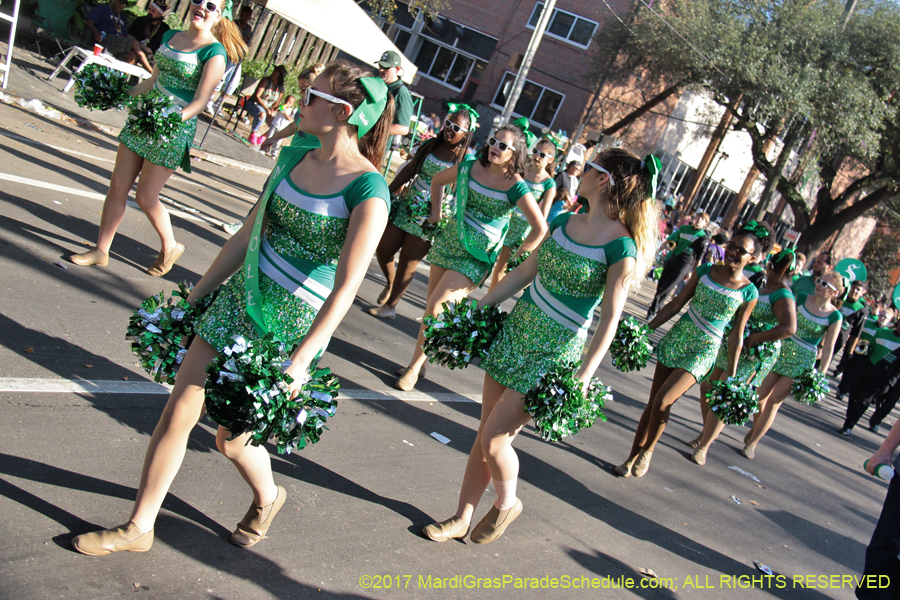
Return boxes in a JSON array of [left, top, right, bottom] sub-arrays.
[[95, 144, 145, 254], [744, 375, 793, 449], [133, 160, 178, 254]]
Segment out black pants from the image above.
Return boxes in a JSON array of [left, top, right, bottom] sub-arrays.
[[648, 256, 692, 316], [871, 384, 900, 428], [856, 458, 900, 600], [843, 362, 900, 430], [839, 353, 868, 396]]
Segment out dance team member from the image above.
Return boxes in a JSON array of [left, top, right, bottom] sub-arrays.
[[422, 149, 659, 544], [617, 222, 770, 478], [70, 0, 247, 275], [261, 63, 327, 151], [71, 61, 394, 555], [488, 139, 557, 287], [689, 246, 797, 465], [393, 125, 547, 391], [742, 270, 844, 458], [369, 107, 476, 319]]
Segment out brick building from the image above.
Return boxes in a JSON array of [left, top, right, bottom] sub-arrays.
[[366, 0, 656, 149]]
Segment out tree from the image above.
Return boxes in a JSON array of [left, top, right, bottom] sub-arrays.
[[590, 0, 900, 254], [859, 201, 900, 298], [363, 0, 448, 23]]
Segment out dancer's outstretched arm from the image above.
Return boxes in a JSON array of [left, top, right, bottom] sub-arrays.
[[511, 191, 548, 259], [648, 269, 699, 330], [427, 165, 458, 223]]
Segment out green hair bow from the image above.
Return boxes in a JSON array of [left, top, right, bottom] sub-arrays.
[[772, 246, 797, 271], [348, 77, 388, 139], [742, 220, 770, 238], [446, 102, 479, 128], [511, 116, 537, 148], [641, 154, 661, 198], [222, 0, 233, 20]]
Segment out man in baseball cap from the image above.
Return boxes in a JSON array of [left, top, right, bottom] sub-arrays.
[[376, 50, 413, 142]]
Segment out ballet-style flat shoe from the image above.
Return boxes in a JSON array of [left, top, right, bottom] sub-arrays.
[[368, 305, 396, 320], [741, 444, 755, 460], [376, 285, 391, 305], [147, 243, 185, 277], [469, 499, 523, 545], [71, 522, 153, 556], [394, 368, 419, 391], [686, 437, 701, 450], [422, 517, 469, 542], [691, 448, 707, 466], [743, 430, 753, 444], [230, 486, 286, 548], [69, 247, 109, 267], [632, 450, 653, 478], [614, 454, 638, 477]]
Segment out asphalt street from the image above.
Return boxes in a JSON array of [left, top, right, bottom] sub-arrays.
[[0, 45, 895, 600]]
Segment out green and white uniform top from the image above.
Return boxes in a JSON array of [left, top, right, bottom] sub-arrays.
[[667, 225, 707, 260], [687, 264, 760, 342], [750, 288, 795, 330], [520, 214, 636, 338], [392, 152, 454, 240], [154, 30, 226, 108], [868, 327, 900, 366], [861, 315, 880, 343], [789, 294, 842, 355], [505, 177, 554, 251], [462, 173, 530, 250]]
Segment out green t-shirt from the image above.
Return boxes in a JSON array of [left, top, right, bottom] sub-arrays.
[[387, 79, 414, 128], [869, 327, 900, 365], [791, 274, 818, 297], [666, 225, 707, 259]]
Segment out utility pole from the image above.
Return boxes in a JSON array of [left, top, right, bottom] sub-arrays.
[[499, 0, 556, 126]]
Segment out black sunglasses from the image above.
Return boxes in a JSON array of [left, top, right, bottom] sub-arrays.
[[190, 0, 218, 13], [488, 137, 511, 152], [725, 242, 751, 257], [443, 119, 468, 134]]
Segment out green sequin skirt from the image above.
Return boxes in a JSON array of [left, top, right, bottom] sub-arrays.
[[427, 216, 494, 285], [772, 338, 815, 379], [657, 317, 722, 381], [196, 267, 318, 352], [391, 188, 454, 242], [503, 212, 531, 253], [713, 339, 781, 386], [118, 115, 196, 172], [481, 300, 584, 394]]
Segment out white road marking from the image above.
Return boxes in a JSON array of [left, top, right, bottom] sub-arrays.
[[0, 378, 480, 403], [0, 129, 116, 164]]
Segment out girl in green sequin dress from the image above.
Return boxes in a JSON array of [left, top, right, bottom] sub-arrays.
[[368, 108, 475, 320], [71, 61, 394, 557], [488, 139, 558, 288], [69, 0, 247, 276], [616, 223, 772, 478], [689, 249, 798, 465], [421, 149, 660, 545], [741, 271, 843, 459], [394, 125, 548, 391]]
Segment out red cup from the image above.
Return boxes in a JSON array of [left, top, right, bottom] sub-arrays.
[[93, 44, 103, 56]]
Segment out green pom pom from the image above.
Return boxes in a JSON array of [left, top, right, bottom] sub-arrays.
[[742, 318, 779, 363], [126, 282, 217, 384], [126, 89, 184, 141], [523, 361, 610, 442], [422, 298, 507, 369], [610, 315, 653, 372], [791, 369, 829, 405], [74, 64, 132, 111], [505, 251, 530, 273], [705, 378, 760, 425], [205, 333, 341, 454]]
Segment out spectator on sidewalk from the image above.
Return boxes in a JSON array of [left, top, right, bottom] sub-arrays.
[[129, 1, 170, 57], [247, 65, 286, 147], [85, 0, 154, 74], [547, 161, 580, 222], [376, 50, 413, 149]]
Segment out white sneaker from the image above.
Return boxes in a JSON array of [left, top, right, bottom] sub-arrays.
[[222, 222, 243, 236]]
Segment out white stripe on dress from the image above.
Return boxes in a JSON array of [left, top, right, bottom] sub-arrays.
[[551, 227, 606, 262], [258, 240, 328, 310], [468, 179, 509, 202], [273, 179, 350, 219], [530, 274, 590, 336]]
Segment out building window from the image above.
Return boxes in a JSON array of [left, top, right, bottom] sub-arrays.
[[527, 2, 598, 49], [415, 41, 486, 90], [491, 71, 564, 128]]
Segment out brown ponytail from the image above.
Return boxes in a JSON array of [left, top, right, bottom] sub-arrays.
[[212, 17, 248, 64]]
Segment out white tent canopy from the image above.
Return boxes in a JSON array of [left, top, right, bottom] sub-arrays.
[[265, 0, 417, 83]]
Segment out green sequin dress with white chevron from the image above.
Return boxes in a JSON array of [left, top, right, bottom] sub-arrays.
[[119, 30, 226, 172], [772, 293, 841, 378], [713, 287, 794, 385], [391, 152, 454, 241], [427, 159, 530, 284], [505, 177, 555, 253], [196, 143, 390, 351], [657, 263, 759, 380], [481, 213, 637, 393]]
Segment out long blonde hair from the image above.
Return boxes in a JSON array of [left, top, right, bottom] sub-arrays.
[[212, 17, 248, 64], [595, 148, 662, 292]]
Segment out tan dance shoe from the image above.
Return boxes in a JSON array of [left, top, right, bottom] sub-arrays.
[[69, 247, 109, 267], [394, 368, 419, 391], [422, 517, 469, 542], [147, 243, 185, 277], [632, 449, 653, 477], [71, 522, 153, 556], [741, 444, 755, 460], [368, 305, 397, 320], [614, 454, 638, 477], [691, 448, 707, 466], [469, 499, 523, 545], [376, 285, 391, 305], [686, 437, 701, 450], [230, 486, 287, 548]]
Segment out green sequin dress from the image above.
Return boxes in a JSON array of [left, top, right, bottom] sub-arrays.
[[196, 144, 390, 352], [391, 152, 454, 241], [772, 293, 842, 378], [713, 287, 795, 385], [657, 264, 759, 381], [481, 214, 637, 393], [427, 160, 530, 284], [505, 177, 555, 253], [119, 30, 226, 172]]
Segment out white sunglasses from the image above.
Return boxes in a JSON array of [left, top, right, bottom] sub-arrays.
[[586, 161, 615, 186], [300, 86, 352, 108]]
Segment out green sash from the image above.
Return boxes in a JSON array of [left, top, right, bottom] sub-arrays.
[[244, 144, 317, 335], [454, 159, 511, 265]]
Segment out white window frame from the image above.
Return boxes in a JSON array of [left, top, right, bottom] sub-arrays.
[[526, 2, 598, 50], [414, 40, 482, 92], [490, 70, 566, 129]]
